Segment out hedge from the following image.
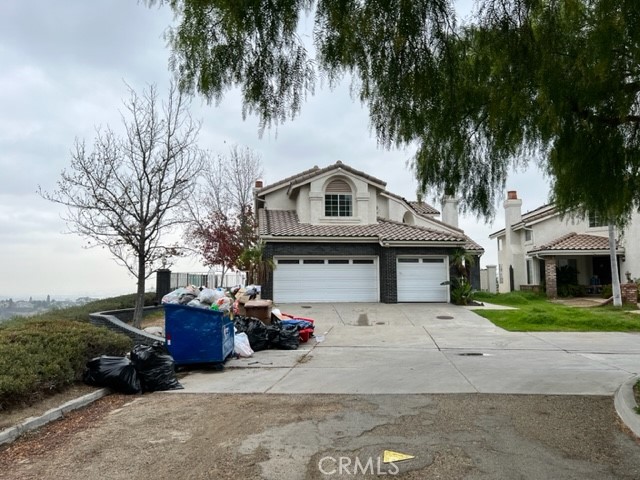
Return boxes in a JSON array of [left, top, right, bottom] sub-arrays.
[[0, 309, 136, 412]]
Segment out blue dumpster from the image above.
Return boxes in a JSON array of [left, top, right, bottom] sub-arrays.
[[163, 303, 234, 365]]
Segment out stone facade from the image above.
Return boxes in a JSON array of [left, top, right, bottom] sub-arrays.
[[621, 282, 638, 305], [544, 257, 558, 298]]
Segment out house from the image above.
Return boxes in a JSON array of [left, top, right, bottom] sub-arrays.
[[489, 191, 640, 297], [254, 161, 484, 303]]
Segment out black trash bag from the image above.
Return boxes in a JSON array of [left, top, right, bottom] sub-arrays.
[[266, 322, 282, 346], [272, 325, 300, 350], [234, 316, 270, 351], [83, 356, 141, 394], [130, 342, 183, 392]]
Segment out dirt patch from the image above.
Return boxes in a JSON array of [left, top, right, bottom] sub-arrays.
[[0, 394, 129, 470], [1, 394, 640, 480], [0, 384, 97, 430], [552, 297, 609, 308], [141, 310, 165, 330]]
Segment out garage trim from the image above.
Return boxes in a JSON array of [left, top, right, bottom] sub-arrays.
[[273, 256, 379, 303], [396, 255, 449, 303]]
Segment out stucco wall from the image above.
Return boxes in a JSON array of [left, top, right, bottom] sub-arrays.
[[620, 211, 640, 281], [263, 188, 294, 210]]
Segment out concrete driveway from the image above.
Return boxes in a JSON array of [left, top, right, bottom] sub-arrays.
[[176, 303, 640, 395]]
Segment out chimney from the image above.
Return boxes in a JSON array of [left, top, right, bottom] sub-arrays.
[[441, 195, 459, 228], [255, 179, 263, 189], [504, 190, 522, 227]]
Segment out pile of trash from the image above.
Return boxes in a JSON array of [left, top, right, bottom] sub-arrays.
[[160, 283, 317, 360], [161, 285, 233, 312], [83, 342, 183, 394], [233, 313, 315, 355]]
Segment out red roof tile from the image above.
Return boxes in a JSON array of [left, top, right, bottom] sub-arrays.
[[408, 200, 440, 215], [529, 232, 621, 253], [257, 161, 386, 195], [259, 209, 484, 252]]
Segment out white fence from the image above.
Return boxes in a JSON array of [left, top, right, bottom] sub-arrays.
[[170, 271, 246, 290]]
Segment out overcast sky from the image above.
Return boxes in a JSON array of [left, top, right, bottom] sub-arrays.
[[0, 0, 550, 300]]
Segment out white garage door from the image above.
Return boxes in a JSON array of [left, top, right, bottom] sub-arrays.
[[273, 257, 378, 303], [397, 257, 449, 302]]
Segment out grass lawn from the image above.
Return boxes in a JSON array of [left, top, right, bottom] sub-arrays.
[[473, 291, 640, 332]]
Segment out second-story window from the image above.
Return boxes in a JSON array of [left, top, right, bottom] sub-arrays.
[[325, 179, 352, 217], [589, 212, 606, 228]]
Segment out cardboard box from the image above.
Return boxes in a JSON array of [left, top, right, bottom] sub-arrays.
[[244, 299, 273, 324]]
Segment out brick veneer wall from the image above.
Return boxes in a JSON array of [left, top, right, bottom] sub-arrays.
[[544, 257, 558, 298], [621, 282, 638, 305], [263, 242, 467, 303]]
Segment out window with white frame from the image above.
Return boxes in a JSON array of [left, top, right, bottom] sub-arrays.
[[324, 179, 353, 217], [524, 229, 533, 242], [588, 212, 606, 228]]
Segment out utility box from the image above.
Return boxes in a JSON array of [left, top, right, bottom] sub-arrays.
[[163, 303, 234, 365]]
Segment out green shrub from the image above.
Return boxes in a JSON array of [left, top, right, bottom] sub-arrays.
[[0, 318, 132, 412], [450, 278, 474, 305], [601, 284, 613, 299]]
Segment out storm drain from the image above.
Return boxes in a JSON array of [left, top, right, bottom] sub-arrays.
[[457, 352, 488, 356], [436, 315, 454, 320]]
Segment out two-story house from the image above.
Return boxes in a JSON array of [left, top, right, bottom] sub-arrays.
[[255, 161, 484, 303], [489, 191, 640, 297]]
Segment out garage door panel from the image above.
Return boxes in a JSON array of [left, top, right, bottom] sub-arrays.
[[397, 257, 448, 302], [274, 258, 378, 303]]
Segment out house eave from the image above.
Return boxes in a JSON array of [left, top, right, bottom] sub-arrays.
[[527, 248, 624, 257], [259, 235, 379, 243], [379, 240, 469, 248], [259, 235, 471, 248]]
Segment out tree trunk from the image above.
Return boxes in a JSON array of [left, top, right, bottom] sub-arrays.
[[133, 253, 146, 328], [608, 223, 622, 307]]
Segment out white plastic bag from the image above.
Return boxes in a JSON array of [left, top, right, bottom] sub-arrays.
[[198, 288, 217, 305], [234, 332, 254, 358], [161, 287, 185, 304]]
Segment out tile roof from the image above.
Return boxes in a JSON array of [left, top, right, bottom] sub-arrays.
[[408, 200, 440, 215], [259, 210, 483, 250], [528, 233, 621, 253], [257, 161, 386, 195]]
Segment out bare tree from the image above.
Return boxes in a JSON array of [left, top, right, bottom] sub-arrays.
[[188, 145, 263, 257], [39, 83, 205, 327]]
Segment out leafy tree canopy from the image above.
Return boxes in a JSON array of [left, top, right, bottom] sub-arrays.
[[152, 0, 640, 223]]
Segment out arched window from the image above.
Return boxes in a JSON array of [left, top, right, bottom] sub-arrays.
[[402, 211, 415, 225], [324, 178, 352, 217]]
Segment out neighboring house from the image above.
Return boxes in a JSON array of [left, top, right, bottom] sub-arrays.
[[254, 161, 484, 303], [489, 191, 640, 297]]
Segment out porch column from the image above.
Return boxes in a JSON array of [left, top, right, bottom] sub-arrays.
[[155, 269, 171, 304], [486, 265, 497, 293], [544, 257, 557, 299], [621, 282, 638, 305]]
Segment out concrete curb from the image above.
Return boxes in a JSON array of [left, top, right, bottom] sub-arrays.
[[614, 375, 640, 439], [0, 388, 110, 446]]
